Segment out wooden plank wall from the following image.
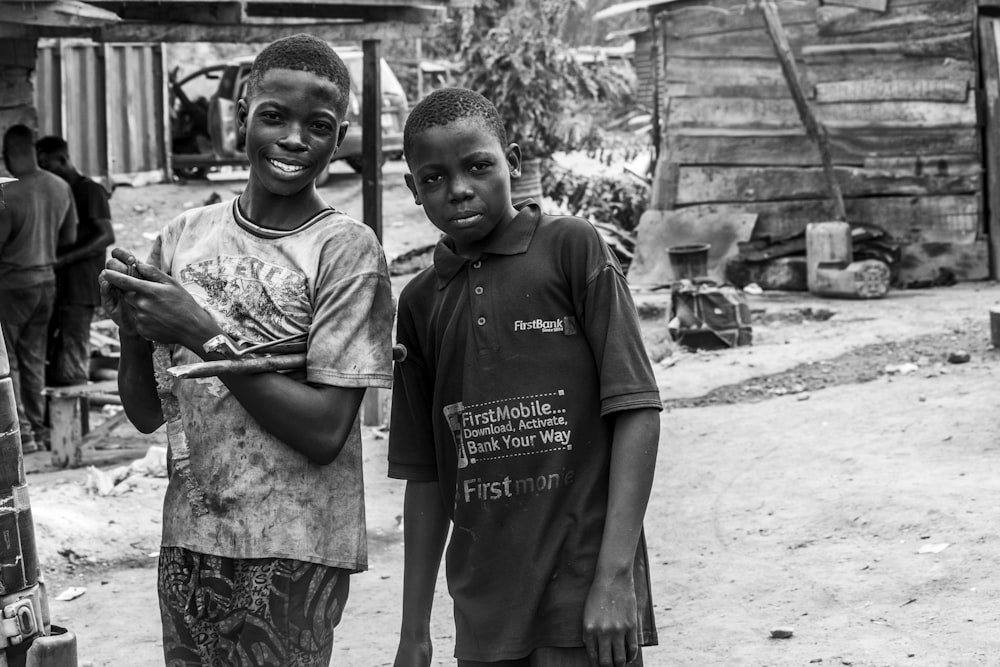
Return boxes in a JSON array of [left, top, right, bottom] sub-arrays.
[[653, 0, 987, 284]]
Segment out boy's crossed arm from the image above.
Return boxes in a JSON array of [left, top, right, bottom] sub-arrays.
[[101, 247, 364, 465]]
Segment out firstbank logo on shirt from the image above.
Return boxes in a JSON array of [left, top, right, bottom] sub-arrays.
[[513, 315, 577, 335]]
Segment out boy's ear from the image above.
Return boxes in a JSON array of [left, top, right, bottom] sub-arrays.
[[506, 143, 522, 179], [237, 99, 249, 137], [403, 173, 421, 205], [334, 121, 350, 153]]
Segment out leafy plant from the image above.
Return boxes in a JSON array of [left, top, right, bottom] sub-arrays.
[[459, 0, 629, 160]]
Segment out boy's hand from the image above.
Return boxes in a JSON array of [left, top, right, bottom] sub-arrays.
[[583, 570, 640, 667], [101, 247, 219, 350], [99, 249, 141, 338], [393, 637, 432, 667]]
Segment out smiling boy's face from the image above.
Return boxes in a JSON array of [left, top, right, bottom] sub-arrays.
[[404, 117, 521, 259], [238, 68, 348, 197]]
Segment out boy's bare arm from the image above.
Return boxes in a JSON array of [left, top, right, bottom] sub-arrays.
[[102, 251, 365, 465], [395, 480, 449, 667], [99, 258, 164, 432], [584, 408, 660, 667]]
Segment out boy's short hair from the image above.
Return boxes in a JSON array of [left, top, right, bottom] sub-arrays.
[[246, 34, 351, 117], [403, 87, 507, 162], [36, 135, 69, 156]]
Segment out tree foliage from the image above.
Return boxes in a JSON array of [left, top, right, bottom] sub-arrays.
[[458, 0, 630, 160]]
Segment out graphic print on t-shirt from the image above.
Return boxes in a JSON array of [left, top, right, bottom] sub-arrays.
[[444, 391, 576, 504], [178, 255, 308, 340]]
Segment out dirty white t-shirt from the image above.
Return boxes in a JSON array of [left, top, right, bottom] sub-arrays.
[[149, 198, 394, 570]]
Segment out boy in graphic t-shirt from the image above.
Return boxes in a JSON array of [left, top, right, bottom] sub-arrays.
[[101, 34, 394, 666], [389, 87, 663, 667]]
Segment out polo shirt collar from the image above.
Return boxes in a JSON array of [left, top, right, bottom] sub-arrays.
[[433, 199, 541, 287]]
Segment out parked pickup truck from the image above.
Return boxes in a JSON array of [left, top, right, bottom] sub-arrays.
[[169, 50, 408, 184]]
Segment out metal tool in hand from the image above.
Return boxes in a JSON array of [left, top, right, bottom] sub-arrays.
[[168, 332, 309, 380], [168, 332, 407, 380]]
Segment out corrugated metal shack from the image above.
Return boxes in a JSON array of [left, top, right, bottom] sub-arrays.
[[625, 0, 995, 286]]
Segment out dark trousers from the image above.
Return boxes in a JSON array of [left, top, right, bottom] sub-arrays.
[[47, 302, 94, 386], [0, 282, 56, 446]]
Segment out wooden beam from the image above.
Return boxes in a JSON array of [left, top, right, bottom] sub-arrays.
[[675, 164, 981, 205], [0, 22, 97, 37], [758, 0, 845, 220], [824, 0, 887, 11], [0, 0, 119, 27], [814, 79, 969, 103], [803, 32, 973, 59], [668, 128, 982, 166], [94, 19, 439, 42], [817, 0, 974, 41], [103, 2, 243, 23], [667, 96, 978, 130], [242, 3, 444, 22]]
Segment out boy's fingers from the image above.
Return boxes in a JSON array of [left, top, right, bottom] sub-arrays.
[[133, 260, 172, 284], [101, 268, 148, 292], [626, 628, 639, 664], [584, 634, 599, 666]]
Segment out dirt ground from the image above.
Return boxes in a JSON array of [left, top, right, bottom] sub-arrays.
[[19, 162, 1000, 666]]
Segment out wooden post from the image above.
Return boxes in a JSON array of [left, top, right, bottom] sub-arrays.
[[757, 0, 846, 222], [979, 17, 1000, 279], [990, 307, 1000, 348], [361, 39, 384, 426], [361, 39, 383, 243], [48, 395, 82, 469]]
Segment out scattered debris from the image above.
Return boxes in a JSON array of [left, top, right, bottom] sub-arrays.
[[53, 587, 86, 602], [917, 542, 951, 555], [884, 363, 919, 375], [85, 446, 169, 496], [947, 350, 971, 364], [770, 627, 794, 639]]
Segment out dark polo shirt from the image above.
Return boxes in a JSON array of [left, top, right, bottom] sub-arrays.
[[389, 201, 662, 661]]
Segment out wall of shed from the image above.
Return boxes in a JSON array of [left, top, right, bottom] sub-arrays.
[[649, 0, 986, 286], [0, 38, 39, 177], [35, 39, 166, 187]]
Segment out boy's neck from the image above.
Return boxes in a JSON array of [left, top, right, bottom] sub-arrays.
[[238, 181, 330, 231]]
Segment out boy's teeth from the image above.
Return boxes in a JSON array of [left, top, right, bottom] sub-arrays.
[[269, 158, 304, 173]]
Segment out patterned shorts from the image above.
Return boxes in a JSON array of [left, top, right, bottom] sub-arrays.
[[158, 547, 350, 667]]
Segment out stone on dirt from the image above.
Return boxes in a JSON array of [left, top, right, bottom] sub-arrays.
[[947, 350, 971, 364], [770, 626, 794, 639]]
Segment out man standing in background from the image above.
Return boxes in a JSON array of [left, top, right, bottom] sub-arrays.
[[37, 135, 114, 388], [0, 125, 77, 452]]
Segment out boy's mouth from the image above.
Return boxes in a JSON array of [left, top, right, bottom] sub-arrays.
[[267, 157, 306, 174]]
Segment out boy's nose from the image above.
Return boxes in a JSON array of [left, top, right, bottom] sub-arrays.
[[278, 125, 308, 150], [448, 175, 474, 201]]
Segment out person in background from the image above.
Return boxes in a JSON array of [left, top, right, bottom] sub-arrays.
[[0, 124, 77, 452], [36, 135, 115, 387]]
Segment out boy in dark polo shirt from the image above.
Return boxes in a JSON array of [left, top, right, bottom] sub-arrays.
[[389, 87, 663, 667]]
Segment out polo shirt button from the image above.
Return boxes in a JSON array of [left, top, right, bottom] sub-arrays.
[[474, 286, 484, 295], [472, 261, 482, 269], [477, 317, 486, 326]]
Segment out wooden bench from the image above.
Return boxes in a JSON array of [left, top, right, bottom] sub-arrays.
[[43, 380, 123, 468]]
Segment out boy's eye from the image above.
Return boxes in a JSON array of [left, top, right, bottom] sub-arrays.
[[310, 121, 335, 134], [469, 162, 491, 172], [260, 111, 282, 122], [422, 173, 443, 185]]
